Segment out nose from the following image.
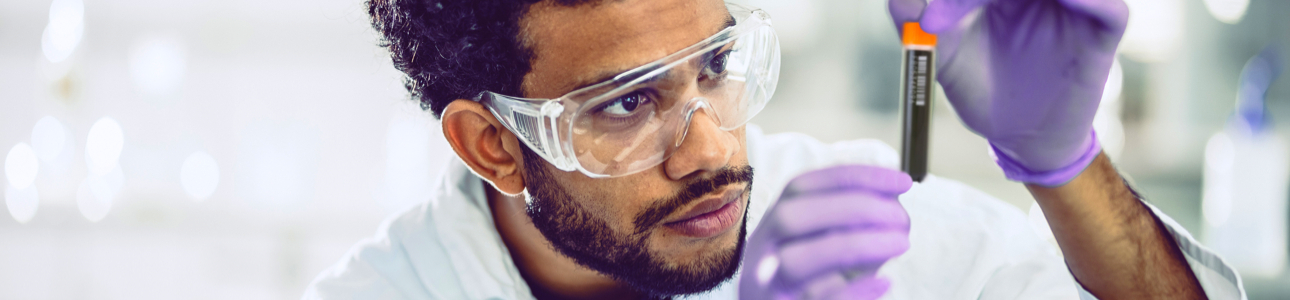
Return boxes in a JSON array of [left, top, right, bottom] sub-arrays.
[[664, 107, 738, 180]]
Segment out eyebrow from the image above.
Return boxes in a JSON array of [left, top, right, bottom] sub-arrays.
[[564, 14, 739, 94]]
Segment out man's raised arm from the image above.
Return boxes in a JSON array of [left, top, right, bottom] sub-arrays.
[[1029, 153, 1206, 299]]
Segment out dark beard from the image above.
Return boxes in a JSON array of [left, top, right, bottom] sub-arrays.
[[520, 148, 753, 298]]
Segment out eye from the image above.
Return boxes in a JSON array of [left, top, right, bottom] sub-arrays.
[[702, 50, 731, 79], [600, 91, 651, 116]]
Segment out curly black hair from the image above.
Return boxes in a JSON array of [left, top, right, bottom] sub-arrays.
[[366, 0, 596, 118]]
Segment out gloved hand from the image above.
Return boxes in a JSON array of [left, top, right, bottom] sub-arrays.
[[888, 0, 1129, 186], [739, 165, 912, 300]]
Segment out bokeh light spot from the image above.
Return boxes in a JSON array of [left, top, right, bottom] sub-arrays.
[[5, 184, 40, 224], [130, 34, 187, 97], [77, 167, 122, 222], [6, 143, 40, 190], [1121, 0, 1184, 62], [41, 0, 84, 63], [1203, 0, 1249, 24], [1203, 133, 1236, 227], [85, 117, 124, 175], [31, 116, 68, 162], [180, 151, 219, 201]]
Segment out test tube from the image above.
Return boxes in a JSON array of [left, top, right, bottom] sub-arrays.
[[899, 22, 936, 182]]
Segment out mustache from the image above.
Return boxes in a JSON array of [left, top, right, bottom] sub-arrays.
[[632, 165, 755, 234]]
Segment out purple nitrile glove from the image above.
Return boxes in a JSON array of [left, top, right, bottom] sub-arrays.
[[888, 0, 1129, 186], [739, 165, 912, 300]]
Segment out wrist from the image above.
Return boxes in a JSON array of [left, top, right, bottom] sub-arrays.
[[991, 131, 1101, 187]]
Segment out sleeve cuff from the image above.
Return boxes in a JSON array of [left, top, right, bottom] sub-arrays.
[[990, 131, 1102, 187]]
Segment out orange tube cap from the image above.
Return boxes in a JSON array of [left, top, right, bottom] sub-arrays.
[[902, 22, 937, 46]]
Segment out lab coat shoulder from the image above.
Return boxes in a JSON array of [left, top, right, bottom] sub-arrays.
[[304, 159, 534, 300], [303, 203, 457, 300]]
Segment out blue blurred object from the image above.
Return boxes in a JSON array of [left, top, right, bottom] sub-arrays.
[[1201, 43, 1290, 279], [1235, 44, 1283, 134]]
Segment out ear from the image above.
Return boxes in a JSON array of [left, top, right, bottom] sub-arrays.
[[441, 99, 528, 195]]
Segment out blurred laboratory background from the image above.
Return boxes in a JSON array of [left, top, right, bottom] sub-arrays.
[[1, 0, 1287, 299]]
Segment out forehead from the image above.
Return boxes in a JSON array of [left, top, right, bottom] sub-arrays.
[[520, 0, 729, 98]]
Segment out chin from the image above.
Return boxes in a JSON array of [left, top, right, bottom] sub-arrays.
[[653, 197, 749, 270], [633, 212, 748, 297]]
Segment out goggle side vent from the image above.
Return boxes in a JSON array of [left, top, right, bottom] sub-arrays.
[[512, 111, 546, 154]]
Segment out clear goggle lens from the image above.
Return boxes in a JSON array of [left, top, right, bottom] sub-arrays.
[[477, 4, 778, 177]]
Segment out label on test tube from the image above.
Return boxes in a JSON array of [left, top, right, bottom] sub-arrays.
[[900, 22, 936, 182]]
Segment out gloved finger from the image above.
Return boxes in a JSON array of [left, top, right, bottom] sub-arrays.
[[782, 165, 912, 199], [739, 249, 783, 299], [887, 0, 928, 36], [801, 272, 848, 299], [823, 276, 892, 300], [920, 0, 993, 33], [772, 192, 909, 238], [776, 230, 910, 284], [1054, 0, 1129, 33]]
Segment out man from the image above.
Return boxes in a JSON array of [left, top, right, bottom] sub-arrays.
[[305, 0, 1244, 299]]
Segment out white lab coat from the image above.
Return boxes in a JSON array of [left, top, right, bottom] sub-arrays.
[[304, 125, 1245, 300]]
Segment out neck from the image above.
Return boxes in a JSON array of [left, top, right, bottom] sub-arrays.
[[485, 180, 645, 300]]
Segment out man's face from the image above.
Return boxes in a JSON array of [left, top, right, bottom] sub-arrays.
[[517, 0, 752, 296]]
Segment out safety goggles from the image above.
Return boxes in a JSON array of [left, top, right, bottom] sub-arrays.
[[474, 2, 779, 178]]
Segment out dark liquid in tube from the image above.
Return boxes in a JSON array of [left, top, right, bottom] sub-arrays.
[[900, 48, 933, 182]]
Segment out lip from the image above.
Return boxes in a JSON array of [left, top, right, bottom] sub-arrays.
[[663, 188, 745, 238]]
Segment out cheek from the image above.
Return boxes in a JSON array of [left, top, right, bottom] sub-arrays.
[[735, 128, 747, 157], [544, 126, 748, 234], [555, 173, 670, 234], [726, 127, 749, 166]]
